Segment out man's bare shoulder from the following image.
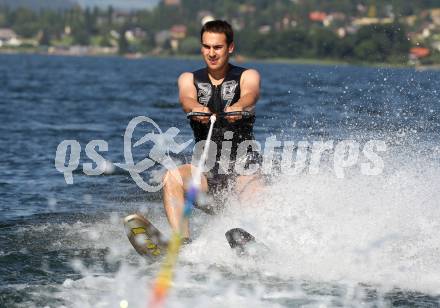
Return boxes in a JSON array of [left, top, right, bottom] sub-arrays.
[[178, 72, 197, 104], [241, 68, 260, 82], [178, 72, 194, 85]]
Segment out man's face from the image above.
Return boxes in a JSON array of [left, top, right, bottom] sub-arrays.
[[201, 32, 234, 71]]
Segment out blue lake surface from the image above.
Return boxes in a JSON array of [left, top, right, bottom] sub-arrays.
[[0, 54, 439, 307]]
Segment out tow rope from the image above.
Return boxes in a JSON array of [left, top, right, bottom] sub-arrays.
[[149, 115, 217, 308]]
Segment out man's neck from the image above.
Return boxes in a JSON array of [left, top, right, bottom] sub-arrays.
[[208, 63, 230, 85]]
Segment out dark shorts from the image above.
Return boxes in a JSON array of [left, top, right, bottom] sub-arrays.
[[194, 151, 262, 215]]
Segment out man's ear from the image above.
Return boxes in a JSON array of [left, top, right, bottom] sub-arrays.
[[228, 42, 235, 54]]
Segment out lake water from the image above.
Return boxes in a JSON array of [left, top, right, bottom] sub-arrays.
[[1, 54, 440, 307]]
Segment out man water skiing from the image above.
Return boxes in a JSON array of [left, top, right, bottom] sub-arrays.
[[162, 20, 262, 240]]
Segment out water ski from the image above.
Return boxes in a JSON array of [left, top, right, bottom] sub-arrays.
[[225, 228, 256, 256], [124, 215, 263, 258], [123, 213, 168, 257]]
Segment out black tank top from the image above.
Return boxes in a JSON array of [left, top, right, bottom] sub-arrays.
[[190, 64, 256, 163]]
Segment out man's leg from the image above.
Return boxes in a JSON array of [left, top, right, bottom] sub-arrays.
[[235, 174, 265, 204], [162, 164, 208, 238]]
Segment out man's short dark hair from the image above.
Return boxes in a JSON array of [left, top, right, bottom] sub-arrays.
[[200, 20, 234, 45]]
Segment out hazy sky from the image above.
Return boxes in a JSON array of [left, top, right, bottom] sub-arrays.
[[75, 0, 159, 10]]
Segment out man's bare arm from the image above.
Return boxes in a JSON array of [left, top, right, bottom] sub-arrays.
[[225, 69, 260, 121], [235, 69, 260, 110], [178, 72, 210, 123], [178, 72, 199, 113]]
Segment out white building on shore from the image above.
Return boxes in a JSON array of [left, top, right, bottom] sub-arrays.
[[0, 28, 21, 47]]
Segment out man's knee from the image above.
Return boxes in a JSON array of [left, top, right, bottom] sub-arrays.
[[163, 164, 191, 187], [236, 174, 263, 195]]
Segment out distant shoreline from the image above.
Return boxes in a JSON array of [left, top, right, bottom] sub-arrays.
[[1, 48, 438, 70]]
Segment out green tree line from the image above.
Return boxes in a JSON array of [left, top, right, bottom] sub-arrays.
[[0, 2, 436, 63], [236, 23, 410, 63]]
